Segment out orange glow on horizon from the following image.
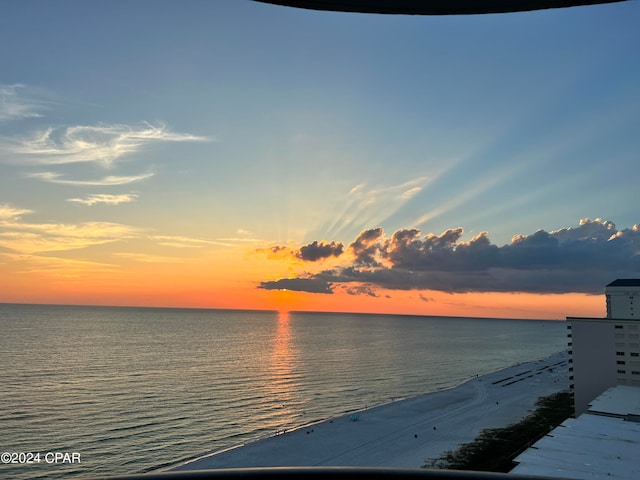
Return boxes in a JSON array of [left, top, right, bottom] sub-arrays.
[[0, 268, 605, 320], [0, 245, 607, 320]]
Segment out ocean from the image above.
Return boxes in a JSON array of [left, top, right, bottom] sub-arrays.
[[0, 304, 568, 479]]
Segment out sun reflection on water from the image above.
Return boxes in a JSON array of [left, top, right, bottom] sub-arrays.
[[265, 311, 302, 425]]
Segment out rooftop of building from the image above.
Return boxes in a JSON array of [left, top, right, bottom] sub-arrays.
[[511, 385, 640, 479], [606, 279, 640, 287], [566, 316, 640, 322], [588, 385, 640, 418]]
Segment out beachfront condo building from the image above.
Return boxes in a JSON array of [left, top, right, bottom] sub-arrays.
[[567, 279, 640, 415]]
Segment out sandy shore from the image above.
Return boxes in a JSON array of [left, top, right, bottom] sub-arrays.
[[170, 351, 569, 471]]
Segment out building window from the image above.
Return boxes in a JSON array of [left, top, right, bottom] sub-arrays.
[[615, 325, 624, 329], [617, 360, 626, 365], [617, 369, 626, 374], [633, 371, 640, 375], [631, 352, 639, 357], [617, 351, 625, 356]]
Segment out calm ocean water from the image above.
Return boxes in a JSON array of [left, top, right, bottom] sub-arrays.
[[0, 304, 568, 479]]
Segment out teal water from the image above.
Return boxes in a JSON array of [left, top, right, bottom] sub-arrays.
[[0, 304, 568, 479]]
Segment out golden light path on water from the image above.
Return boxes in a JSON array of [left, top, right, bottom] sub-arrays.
[[265, 311, 302, 425]]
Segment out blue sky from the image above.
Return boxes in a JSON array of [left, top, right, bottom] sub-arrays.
[[0, 0, 638, 317]]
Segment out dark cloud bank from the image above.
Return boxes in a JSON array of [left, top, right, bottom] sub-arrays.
[[258, 218, 640, 295]]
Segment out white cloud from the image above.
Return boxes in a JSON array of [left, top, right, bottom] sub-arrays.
[[67, 193, 139, 206], [4, 122, 209, 166], [0, 206, 142, 254], [0, 204, 33, 220], [0, 84, 48, 122], [28, 171, 154, 186], [402, 186, 423, 199]]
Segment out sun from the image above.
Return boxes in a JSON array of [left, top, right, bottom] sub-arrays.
[[272, 288, 300, 314]]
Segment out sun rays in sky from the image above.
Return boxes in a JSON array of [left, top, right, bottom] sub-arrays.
[[1, 1, 639, 319]]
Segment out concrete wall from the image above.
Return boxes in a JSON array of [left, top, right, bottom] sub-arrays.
[[570, 319, 617, 416], [605, 285, 640, 319]]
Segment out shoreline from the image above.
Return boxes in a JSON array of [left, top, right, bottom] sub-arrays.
[[168, 350, 570, 472]]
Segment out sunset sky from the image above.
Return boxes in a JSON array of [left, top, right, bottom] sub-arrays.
[[1, 0, 638, 319]]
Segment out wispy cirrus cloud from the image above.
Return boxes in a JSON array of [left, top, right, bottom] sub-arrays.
[[0, 225, 141, 254], [2, 252, 117, 277], [0, 204, 33, 220], [0, 203, 142, 254], [217, 236, 263, 244], [151, 235, 242, 248], [0, 83, 49, 122], [3, 122, 209, 166], [67, 193, 139, 206], [28, 171, 154, 186], [113, 252, 184, 264]]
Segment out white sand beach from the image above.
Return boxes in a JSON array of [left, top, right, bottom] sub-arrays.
[[171, 351, 570, 471]]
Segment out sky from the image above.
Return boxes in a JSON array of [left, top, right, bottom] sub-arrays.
[[0, 0, 638, 320]]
